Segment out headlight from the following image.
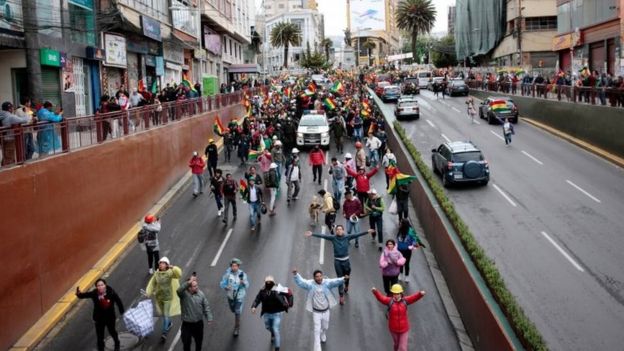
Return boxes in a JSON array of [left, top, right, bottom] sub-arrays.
[[297, 133, 303, 138], [321, 132, 329, 138]]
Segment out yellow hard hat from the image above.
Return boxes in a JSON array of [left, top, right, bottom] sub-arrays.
[[209, 138, 214, 143], [390, 284, 404, 294]]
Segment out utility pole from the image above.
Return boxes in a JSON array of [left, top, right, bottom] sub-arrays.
[[517, 0, 523, 67], [22, 0, 42, 103]]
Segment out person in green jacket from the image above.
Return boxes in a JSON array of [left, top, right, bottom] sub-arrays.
[[364, 188, 385, 251], [146, 257, 182, 341], [177, 273, 213, 351]]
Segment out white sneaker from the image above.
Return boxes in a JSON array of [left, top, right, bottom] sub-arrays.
[[320, 332, 327, 343], [149, 268, 154, 274], [218, 209, 222, 217]]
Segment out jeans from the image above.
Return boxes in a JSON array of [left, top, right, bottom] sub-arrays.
[[397, 199, 409, 221], [368, 149, 379, 166], [159, 300, 173, 334], [269, 188, 277, 211], [334, 259, 351, 296], [181, 320, 204, 351], [146, 247, 159, 269], [390, 331, 409, 351], [332, 178, 344, 202], [224, 196, 237, 220], [214, 193, 223, 210], [382, 275, 399, 295], [353, 126, 363, 141], [207, 161, 217, 178], [95, 318, 119, 351], [287, 180, 300, 200], [504, 132, 512, 145], [228, 298, 244, 315], [370, 214, 383, 245], [192, 174, 204, 195], [346, 220, 361, 245], [249, 201, 261, 227], [312, 310, 330, 351], [345, 176, 354, 190], [312, 165, 322, 182], [262, 312, 282, 348]]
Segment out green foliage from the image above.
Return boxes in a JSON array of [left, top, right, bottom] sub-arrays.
[[395, 0, 436, 60], [300, 50, 330, 70], [393, 121, 548, 351], [270, 22, 302, 68], [431, 35, 458, 68]]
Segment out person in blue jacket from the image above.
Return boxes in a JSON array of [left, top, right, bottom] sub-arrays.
[[219, 258, 250, 336], [36, 101, 63, 155], [396, 218, 423, 283]]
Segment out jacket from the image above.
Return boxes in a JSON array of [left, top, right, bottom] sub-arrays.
[[293, 273, 344, 312], [219, 268, 249, 301], [312, 231, 369, 258], [211, 176, 224, 195], [205, 143, 218, 162], [346, 166, 378, 193], [355, 149, 367, 168], [382, 153, 397, 168], [146, 266, 182, 316], [364, 196, 385, 217], [285, 160, 301, 182], [76, 286, 124, 322], [141, 221, 161, 251], [342, 198, 362, 219], [177, 281, 213, 323], [243, 185, 263, 203], [379, 247, 406, 276], [251, 287, 287, 315], [36, 108, 62, 154], [223, 179, 238, 199], [322, 193, 335, 214], [372, 289, 425, 333], [308, 149, 325, 166], [0, 111, 29, 141], [396, 231, 417, 251], [329, 162, 345, 180], [189, 156, 205, 174]]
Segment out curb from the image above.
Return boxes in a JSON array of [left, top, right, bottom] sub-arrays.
[[521, 117, 624, 169]]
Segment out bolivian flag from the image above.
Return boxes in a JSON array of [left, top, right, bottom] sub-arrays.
[[388, 172, 417, 195], [213, 115, 225, 136], [323, 97, 336, 110], [308, 82, 317, 93], [181, 75, 196, 92], [489, 100, 508, 111], [239, 179, 248, 198], [248, 149, 260, 161], [330, 81, 344, 94]]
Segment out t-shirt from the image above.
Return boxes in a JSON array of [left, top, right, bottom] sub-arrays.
[[289, 165, 300, 181], [312, 285, 329, 311]]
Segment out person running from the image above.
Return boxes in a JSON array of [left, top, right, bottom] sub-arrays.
[[396, 218, 422, 283], [318, 189, 336, 234], [177, 274, 213, 351], [372, 284, 426, 351], [292, 268, 347, 351], [243, 178, 264, 231], [346, 165, 379, 205], [76, 279, 124, 351], [466, 97, 477, 123], [503, 117, 514, 145], [343, 153, 356, 190], [251, 276, 290, 351], [328, 157, 346, 203], [219, 258, 250, 336], [304, 226, 375, 304], [204, 138, 219, 177], [342, 190, 364, 247], [222, 173, 238, 223], [365, 188, 385, 250], [210, 168, 225, 217], [285, 148, 302, 204], [265, 163, 280, 215], [309, 145, 325, 185], [146, 257, 182, 341], [379, 240, 406, 295], [140, 214, 161, 274], [189, 151, 205, 198]]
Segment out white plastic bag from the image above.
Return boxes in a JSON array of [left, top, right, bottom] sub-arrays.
[[388, 199, 398, 215], [123, 299, 154, 337]]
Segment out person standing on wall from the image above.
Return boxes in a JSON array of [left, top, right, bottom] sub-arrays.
[[76, 279, 124, 351]]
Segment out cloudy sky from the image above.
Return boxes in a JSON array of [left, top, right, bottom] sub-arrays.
[[255, 0, 456, 36]]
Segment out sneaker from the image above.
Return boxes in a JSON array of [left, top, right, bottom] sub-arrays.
[[233, 328, 239, 337], [192, 193, 198, 198], [339, 295, 345, 305], [218, 209, 223, 216], [149, 268, 154, 274], [320, 332, 327, 343], [293, 196, 299, 200], [160, 334, 167, 343], [251, 226, 256, 231]]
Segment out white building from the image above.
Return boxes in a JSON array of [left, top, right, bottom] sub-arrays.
[[334, 46, 356, 70]]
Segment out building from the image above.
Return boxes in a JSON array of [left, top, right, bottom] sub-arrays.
[[334, 46, 356, 69], [347, 0, 401, 66], [262, 0, 314, 18], [552, 0, 622, 75], [448, 5, 456, 36]]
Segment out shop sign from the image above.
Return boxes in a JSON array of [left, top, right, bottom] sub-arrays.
[[166, 62, 182, 70], [552, 31, 582, 51], [141, 16, 161, 42], [68, 0, 93, 10], [155, 56, 164, 76], [127, 39, 148, 54], [40, 48, 61, 67], [86, 46, 105, 60], [145, 55, 156, 67], [103, 33, 127, 68], [163, 42, 184, 64]]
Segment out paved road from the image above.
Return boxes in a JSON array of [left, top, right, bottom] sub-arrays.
[[378, 89, 624, 350], [36, 147, 461, 351]]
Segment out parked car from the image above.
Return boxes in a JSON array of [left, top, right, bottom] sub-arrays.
[[427, 77, 444, 91], [401, 78, 420, 95], [431, 141, 489, 187], [374, 81, 391, 96], [446, 78, 469, 96], [394, 97, 420, 120], [417, 71, 432, 88], [296, 110, 330, 148], [478, 97, 519, 124], [381, 85, 401, 102]]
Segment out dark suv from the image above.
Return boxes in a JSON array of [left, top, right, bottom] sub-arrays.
[[431, 141, 489, 187]]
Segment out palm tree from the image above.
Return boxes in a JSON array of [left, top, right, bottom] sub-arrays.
[[362, 39, 376, 66], [320, 38, 333, 62], [396, 0, 436, 62], [270, 22, 302, 69]]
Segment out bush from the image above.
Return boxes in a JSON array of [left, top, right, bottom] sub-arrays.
[[393, 121, 547, 351]]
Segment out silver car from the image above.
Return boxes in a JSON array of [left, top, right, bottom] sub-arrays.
[[394, 97, 420, 120]]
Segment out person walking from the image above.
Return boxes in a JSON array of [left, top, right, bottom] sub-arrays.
[[189, 151, 205, 198], [309, 145, 325, 185], [292, 268, 347, 351], [285, 148, 302, 204], [304, 226, 375, 304], [210, 168, 225, 217], [379, 240, 406, 295], [328, 157, 346, 204], [251, 276, 290, 351], [204, 139, 219, 178], [365, 188, 385, 250], [265, 163, 280, 215], [177, 274, 213, 351], [140, 214, 161, 274], [355, 142, 366, 169], [271, 140, 285, 176], [331, 115, 346, 153], [76, 279, 124, 351], [466, 97, 477, 123], [372, 284, 426, 351], [342, 190, 364, 248], [396, 219, 422, 283], [366, 132, 382, 167], [219, 258, 250, 336], [346, 165, 379, 205], [318, 189, 336, 234], [502, 118, 514, 145], [343, 153, 356, 190], [222, 173, 238, 223], [243, 178, 264, 231], [146, 257, 182, 341], [395, 184, 410, 222]]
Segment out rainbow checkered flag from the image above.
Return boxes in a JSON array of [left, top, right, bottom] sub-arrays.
[[388, 172, 417, 195], [213, 116, 225, 136]]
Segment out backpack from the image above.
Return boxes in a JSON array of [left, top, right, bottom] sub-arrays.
[[386, 298, 408, 319], [137, 229, 147, 243], [277, 288, 294, 312], [332, 196, 340, 211]]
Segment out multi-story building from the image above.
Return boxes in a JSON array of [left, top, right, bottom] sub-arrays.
[[347, 0, 401, 66], [334, 46, 356, 69], [552, 0, 622, 75], [448, 6, 456, 36]]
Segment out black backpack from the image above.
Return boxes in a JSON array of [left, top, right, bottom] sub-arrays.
[[332, 196, 340, 211], [276, 288, 294, 312]]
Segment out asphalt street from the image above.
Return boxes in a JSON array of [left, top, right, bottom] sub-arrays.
[[36, 146, 461, 351], [378, 89, 624, 350]]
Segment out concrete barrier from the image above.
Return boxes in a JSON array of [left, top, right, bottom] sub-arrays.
[[470, 90, 624, 159], [0, 104, 243, 351]]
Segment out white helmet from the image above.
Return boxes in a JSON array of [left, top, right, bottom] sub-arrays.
[[345, 153, 352, 159], [274, 140, 282, 146], [270, 162, 278, 169], [159, 257, 170, 265], [291, 148, 300, 154]]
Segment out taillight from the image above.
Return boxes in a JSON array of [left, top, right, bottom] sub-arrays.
[[512, 106, 518, 112], [483, 160, 489, 168], [447, 162, 453, 170]]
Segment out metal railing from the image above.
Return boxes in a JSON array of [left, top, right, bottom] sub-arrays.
[[465, 80, 624, 107], [0, 88, 264, 170]]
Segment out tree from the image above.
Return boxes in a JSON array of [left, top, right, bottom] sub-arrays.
[[343, 28, 352, 47], [362, 40, 376, 66], [249, 29, 262, 54], [270, 22, 302, 68], [431, 35, 458, 68], [395, 0, 436, 62], [320, 38, 333, 62]]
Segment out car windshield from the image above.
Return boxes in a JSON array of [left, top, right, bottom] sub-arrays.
[[300, 115, 327, 126], [418, 72, 431, 78], [452, 151, 483, 163], [399, 101, 418, 107], [451, 80, 466, 86], [378, 82, 390, 88], [385, 87, 400, 93], [404, 79, 418, 85]]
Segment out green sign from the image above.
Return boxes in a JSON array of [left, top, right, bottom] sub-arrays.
[[40, 48, 61, 67], [203, 75, 218, 96]]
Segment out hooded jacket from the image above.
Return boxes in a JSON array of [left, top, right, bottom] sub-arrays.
[[379, 246, 406, 276], [76, 285, 124, 322], [219, 268, 249, 302], [372, 289, 425, 333], [189, 156, 205, 174], [146, 266, 182, 316]]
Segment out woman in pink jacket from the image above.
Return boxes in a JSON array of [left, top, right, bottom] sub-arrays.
[[379, 239, 406, 295]]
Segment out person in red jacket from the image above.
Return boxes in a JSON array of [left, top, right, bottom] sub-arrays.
[[308, 144, 326, 185], [372, 284, 425, 351], [189, 151, 206, 198], [346, 165, 380, 204]]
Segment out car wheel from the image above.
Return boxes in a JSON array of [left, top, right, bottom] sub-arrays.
[[479, 109, 483, 119], [432, 160, 439, 174], [487, 114, 494, 124]]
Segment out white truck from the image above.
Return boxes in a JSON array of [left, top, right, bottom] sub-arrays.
[[296, 110, 330, 148]]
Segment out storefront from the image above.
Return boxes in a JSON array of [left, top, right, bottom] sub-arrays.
[[555, 20, 620, 75], [163, 41, 184, 85], [40, 48, 62, 106], [86, 46, 104, 112], [102, 33, 127, 96], [140, 15, 163, 93]]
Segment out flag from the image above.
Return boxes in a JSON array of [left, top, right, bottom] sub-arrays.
[[181, 75, 197, 92], [408, 227, 426, 248], [151, 80, 158, 94], [248, 150, 260, 161], [388, 173, 417, 195], [239, 179, 248, 198], [284, 87, 291, 99], [138, 79, 145, 92], [330, 81, 344, 94], [213, 116, 225, 136], [489, 100, 509, 111], [307, 82, 317, 93], [323, 97, 336, 110], [367, 121, 376, 135], [361, 109, 370, 118], [258, 135, 266, 153]]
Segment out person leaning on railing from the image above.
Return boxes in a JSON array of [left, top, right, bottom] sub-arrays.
[[0, 101, 30, 166]]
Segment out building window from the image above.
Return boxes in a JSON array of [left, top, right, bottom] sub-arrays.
[[69, 4, 95, 45], [525, 16, 557, 31]]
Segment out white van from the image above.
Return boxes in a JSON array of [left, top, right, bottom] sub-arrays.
[[417, 71, 432, 88]]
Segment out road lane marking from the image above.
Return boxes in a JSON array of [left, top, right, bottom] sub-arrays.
[[426, 119, 436, 128], [565, 180, 601, 203], [320, 225, 326, 265], [167, 329, 182, 351], [492, 183, 517, 207], [541, 231, 585, 272], [521, 150, 544, 165], [210, 228, 233, 267], [472, 119, 481, 125], [489, 130, 505, 141], [441, 133, 451, 143], [325, 151, 330, 165], [451, 106, 461, 113]]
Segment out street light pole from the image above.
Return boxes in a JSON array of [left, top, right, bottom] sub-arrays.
[[517, 0, 524, 67]]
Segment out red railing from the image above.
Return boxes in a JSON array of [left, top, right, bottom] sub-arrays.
[[465, 80, 624, 107], [0, 89, 263, 170]]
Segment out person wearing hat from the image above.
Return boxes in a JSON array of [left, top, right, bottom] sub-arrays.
[[372, 284, 426, 351], [346, 164, 379, 205], [265, 163, 280, 215], [354, 141, 367, 169], [317, 189, 336, 234], [270, 140, 285, 176], [204, 138, 219, 178], [146, 257, 183, 341], [140, 214, 161, 274], [343, 153, 356, 190], [219, 258, 250, 336], [251, 276, 290, 351], [0, 101, 30, 166], [365, 188, 386, 250], [76, 279, 124, 351], [189, 151, 206, 198], [285, 148, 302, 203], [177, 273, 213, 351], [342, 191, 364, 248]]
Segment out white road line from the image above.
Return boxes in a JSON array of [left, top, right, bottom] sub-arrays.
[[441, 133, 451, 143], [325, 151, 330, 165], [492, 183, 517, 207], [426, 119, 436, 128], [451, 106, 461, 113], [489, 130, 505, 141], [472, 119, 481, 125], [319, 225, 326, 265], [540, 231, 585, 272], [167, 329, 182, 351], [210, 228, 233, 267], [566, 180, 601, 203], [521, 150, 544, 165]]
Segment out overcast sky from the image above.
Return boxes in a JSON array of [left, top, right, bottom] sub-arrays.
[[255, 0, 456, 36]]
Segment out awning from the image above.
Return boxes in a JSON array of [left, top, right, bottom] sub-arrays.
[[228, 64, 261, 74]]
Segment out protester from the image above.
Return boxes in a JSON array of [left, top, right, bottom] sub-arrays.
[[265, 162, 280, 215], [140, 214, 161, 274], [346, 165, 379, 205], [205, 139, 219, 177], [76, 279, 124, 351], [328, 157, 346, 203], [36, 101, 63, 156], [342, 190, 364, 248], [372, 284, 425, 351], [285, 148, 302, 203], [251, 275, 290, 351], [503, 117, 514, 145], [366, 132, 382, 167], [395, 184, 410, 221], [396, 218, 422, 283], [222, 173, 238, 223], [309, 145, 326, 185], [318, 189, 336, 234], [210, 168, 225, 217], [381, 149, 397, 189], [0, 102, 30, 165], [146, 257, 182, 341], [177, 274, 213, 351], [219, 258, 250, 336], [379, 240, 406, 295], [243, 178, 264, 231], [365, 188, 385, 250], [189, 151, 205, 198]]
